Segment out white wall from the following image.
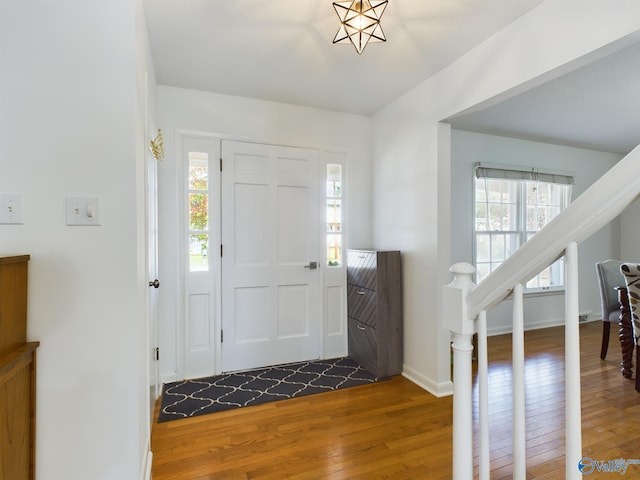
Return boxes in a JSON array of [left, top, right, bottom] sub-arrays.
[[156, 86, 372, 381], [0, 1, 152, 478], [621, 199, 640, 260], [451, 130, 622, 333], [372, 0, 640, 396]]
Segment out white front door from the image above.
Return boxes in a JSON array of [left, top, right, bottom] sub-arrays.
[[221, 140, 322, 372]]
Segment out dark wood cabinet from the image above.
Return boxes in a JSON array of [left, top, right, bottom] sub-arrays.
[[0, 255, 38, 480], [347, 250, 402, 377]]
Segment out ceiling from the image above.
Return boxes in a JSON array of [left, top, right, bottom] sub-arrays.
[[144, 0, 640, 155], [448, 41, 640, 155], [143, 0, 545, 115]]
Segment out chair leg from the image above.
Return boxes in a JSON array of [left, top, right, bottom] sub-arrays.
[[601, 321, 611, 360]]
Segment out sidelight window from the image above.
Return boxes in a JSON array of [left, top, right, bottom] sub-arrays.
[[326, 164, 343, 267], [188, 152, 209, 272]]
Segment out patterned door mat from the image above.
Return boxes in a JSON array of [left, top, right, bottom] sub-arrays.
[[158, 357, 385, 423]]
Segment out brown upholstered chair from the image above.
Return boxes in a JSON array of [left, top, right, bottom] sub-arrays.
[[595, 260, 625, 360]]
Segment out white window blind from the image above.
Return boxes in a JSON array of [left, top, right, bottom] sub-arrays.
[[475, 165, 574, 185]]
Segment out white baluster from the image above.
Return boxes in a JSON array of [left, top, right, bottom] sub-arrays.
[[443, 262, 477, 480], [512, 283, 526, 479], [565, 242, 582, 479], [452, 332, 474, 479], [477, 310, 490, 480]]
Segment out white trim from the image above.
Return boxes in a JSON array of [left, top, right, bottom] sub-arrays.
[[161, 373, 177, 384], [402, 365, 453, 397], [321, 148, 350, 360], [487, 315, 565, 336], [140, 444, 153, 480]]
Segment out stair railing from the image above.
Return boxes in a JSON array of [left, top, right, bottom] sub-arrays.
[[444, 145, 640, 479]]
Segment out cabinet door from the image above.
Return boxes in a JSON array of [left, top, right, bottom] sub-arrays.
[[348, 318, 378, 375], [346, 251, 377, 290], [346, 284, 377, 328]]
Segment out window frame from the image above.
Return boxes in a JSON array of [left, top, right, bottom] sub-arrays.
[[325, 162, 344, 268], [473, 164, 573, 293]]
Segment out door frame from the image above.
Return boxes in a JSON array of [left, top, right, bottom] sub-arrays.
[[173, 131, 349, 379]]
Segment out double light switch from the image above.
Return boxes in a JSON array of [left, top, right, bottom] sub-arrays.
[[66, 197, 101, 226]]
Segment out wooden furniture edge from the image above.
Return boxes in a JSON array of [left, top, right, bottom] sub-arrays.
[[0, 342, 40, 385], [0, 254, 31, 265]]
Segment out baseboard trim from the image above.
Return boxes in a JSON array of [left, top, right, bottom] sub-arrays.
[[488, 317, 564, 336], [141, 446, 153, 480], [402, 365, 453, 397]]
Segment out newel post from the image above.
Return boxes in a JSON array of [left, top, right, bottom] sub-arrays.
[[443, 262, 477, 480]]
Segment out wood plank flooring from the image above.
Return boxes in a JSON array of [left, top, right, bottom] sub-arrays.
[[151, 321, 640, 479]]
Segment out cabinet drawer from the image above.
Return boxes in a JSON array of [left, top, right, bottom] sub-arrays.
[[346, 250, 377, 290], [347, 284, 377, 328], [348, 318, 378, 375]]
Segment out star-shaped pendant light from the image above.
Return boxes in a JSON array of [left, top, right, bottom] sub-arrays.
[[333, 0, 388, 55]]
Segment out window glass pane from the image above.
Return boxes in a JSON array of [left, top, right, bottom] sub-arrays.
[[528, 257, 565, 289], [503, 203, 517, 231], [476, 263, 490, 283], [327, 234, 342, 267], [491, 234, 505, 261], [188, 151, 209, 272], [189, 152, 208, 190], [537, 206, 547, 231], [476, 234, 490, 262], [189, 234, 208, 271], [548, 205, 561, 218], [505, 233, 519, 257], [326, 164, 342, 197], [327, 199, 342, 232], [486, 179, 503, 202], [475, 203, 487, 231], [326, 164, 343, 267], [189, 193, 209, 230], [526, 205, 537, 231], [488, 203, 503, 230]]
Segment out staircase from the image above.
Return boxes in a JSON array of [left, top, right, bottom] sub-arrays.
[[443, 145, 640, 479]]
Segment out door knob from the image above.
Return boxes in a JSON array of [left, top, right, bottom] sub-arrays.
[[304, 261, 318, 270], [149, 279, 160, 288]]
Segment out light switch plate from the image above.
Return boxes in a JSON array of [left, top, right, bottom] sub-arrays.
[[66, 197, 101, 226], [0, 194, 23, 224]]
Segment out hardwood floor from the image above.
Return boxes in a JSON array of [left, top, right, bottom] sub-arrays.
[[151, 322, 640, 479]]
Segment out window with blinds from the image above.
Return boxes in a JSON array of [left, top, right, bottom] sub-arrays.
[[474, 164, 574, 290]]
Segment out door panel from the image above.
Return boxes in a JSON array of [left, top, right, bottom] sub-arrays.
[[183, 137, 220, 379], [235, 183, 269, 265], [221, 140, 321, 372]]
